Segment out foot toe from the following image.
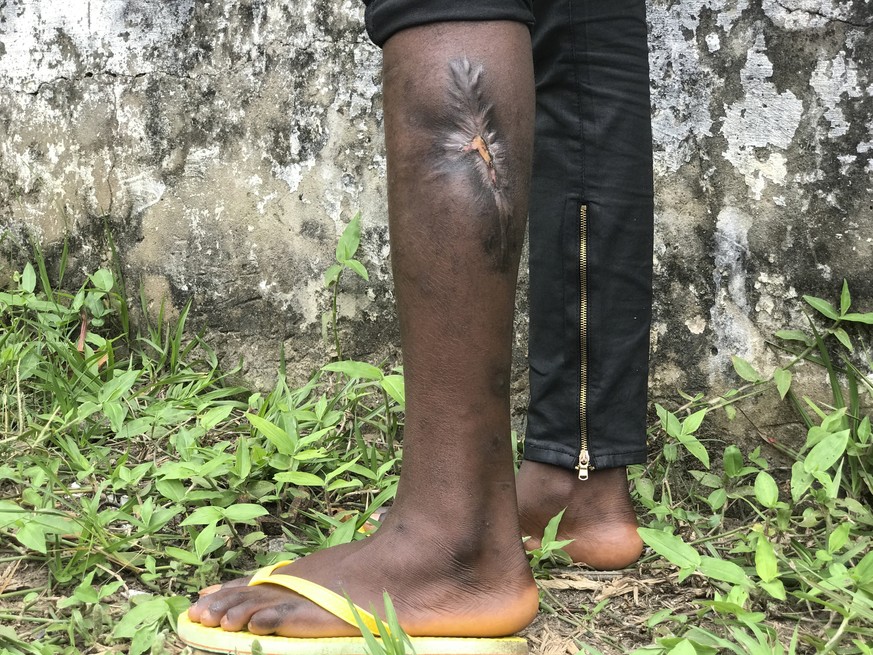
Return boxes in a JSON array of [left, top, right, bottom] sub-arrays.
[[220, 599, 267, 632], [246, 603, 299, 636], [192, 589, 251, 626]]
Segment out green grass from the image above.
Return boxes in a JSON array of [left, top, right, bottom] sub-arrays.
[[0, 234, 871, 655]]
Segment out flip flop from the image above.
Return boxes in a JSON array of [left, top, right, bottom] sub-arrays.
[[178, 560, 529, 655]]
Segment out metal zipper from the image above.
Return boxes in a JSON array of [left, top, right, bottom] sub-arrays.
[[577, 203, 590, 481]]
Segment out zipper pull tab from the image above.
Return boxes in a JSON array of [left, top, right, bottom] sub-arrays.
[[576, 449, 590, 481]]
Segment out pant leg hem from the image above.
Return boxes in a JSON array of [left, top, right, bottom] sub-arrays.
[[524, 443, 647, 471]]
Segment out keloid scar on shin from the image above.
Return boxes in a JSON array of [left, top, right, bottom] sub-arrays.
[[442, 58, 512, 262]]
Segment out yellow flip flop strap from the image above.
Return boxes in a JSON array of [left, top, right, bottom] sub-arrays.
[[248, 560, 385, 636]]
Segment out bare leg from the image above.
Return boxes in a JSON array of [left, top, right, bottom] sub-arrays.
[[517, 463, 642, 570], [187, 20, 538, 638]]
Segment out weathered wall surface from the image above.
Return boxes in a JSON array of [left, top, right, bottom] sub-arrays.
[[1, 1, 871, 425], [0, 0, 391, 384], [647, 0, 873, 424]]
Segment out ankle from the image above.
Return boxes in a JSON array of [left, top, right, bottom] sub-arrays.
[[517, 460, 643, 569]]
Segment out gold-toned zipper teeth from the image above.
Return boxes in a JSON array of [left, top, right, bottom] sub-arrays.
[[577, 203, 590, 481]]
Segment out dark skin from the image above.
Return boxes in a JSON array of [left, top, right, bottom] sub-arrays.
[[517, 463, 643, 571], [188, 20, 640, 638]]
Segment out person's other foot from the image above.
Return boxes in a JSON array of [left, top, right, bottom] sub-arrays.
[[516, 461, 643, 570], [188, 513, 539, 638]]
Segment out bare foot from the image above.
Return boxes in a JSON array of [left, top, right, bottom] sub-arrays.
[[516, 461, 643, 570], [188, 513, 539, 638]]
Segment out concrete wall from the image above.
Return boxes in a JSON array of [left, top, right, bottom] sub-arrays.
[[1, 1, 871, 425]]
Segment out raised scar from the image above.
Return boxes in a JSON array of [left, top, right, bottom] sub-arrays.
[[461, 135, 497, 183]]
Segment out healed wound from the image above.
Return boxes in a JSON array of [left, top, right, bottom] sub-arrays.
[[443, 58, 504, 191], [462, 135, 497, 185], [441, 57, 512, 264]]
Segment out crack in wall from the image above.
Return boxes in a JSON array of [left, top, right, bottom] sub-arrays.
[[773, 0, 873, 27], [19, 70, 196, 96]]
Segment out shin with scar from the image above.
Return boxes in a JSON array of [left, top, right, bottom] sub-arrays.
[[439, 58, 513, 265]]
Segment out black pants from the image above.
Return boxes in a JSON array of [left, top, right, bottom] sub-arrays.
[[363, 0, 654, 479]]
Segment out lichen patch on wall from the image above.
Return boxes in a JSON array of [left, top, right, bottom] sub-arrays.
[[721, 35, 803, 199]]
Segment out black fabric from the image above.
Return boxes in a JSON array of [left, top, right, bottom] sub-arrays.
[[525, 0, 653, 471], [363, 0, 535, 47], [362, 0, 654, 472]]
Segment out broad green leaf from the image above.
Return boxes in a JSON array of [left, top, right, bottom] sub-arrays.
[[832, 327, 853, 351], [707, 488, 727, 511], [223, 504, 269, 523], [656, 404, 682, 439], [180, 506, 223, 526], [803, 429, 849, 474], [155, 479, 186, 502], [247, 413, 296, 455], [194, 522, 217, 559], [774, 329, 811, 344], [755, 536, 778, 583], [542, 509, 566, 546], [635, 477, 655, 502], [693, 472, 723, 488], [165, 596, 191, 628], [113, 597, 169, 638], [324, 516, 357, 547], [675, 430, 710, 469], [165, 546, 202, 566], [200, 404, 234, 431], [828, 460, 844, 497], [336, 212, 362, 262], [731, 356, 761, 382], [666, 640, 696, 655], [828, 522, 850, 553], [812, 471, 834, 496], [242, 531, 267, 548], [773, 367, 792, 400], [645, 608, 674, 628], [698, 556, 751, 586], [723, 446, 743, 478], [343, 259, 369, 281], [71, 578, 99, 605], [380, 375, 406, 407], [803, 295, 839, 320], [326, 478, 362, 492], [21, 263, 36, 293], [678, 628, 735, 652], [324, 457, 363, 483], [103, 401, 127, 434], [98, 369, 141, 403], [129, 628, 155, 655], [90, 268, 114, 292], [638, 528, 701, 569], [682, 409, 707, 435], [37, 513, 79, 536], [274, 471, 324, 486], [840, 280, 851, 314], [759, 579, 786, 600], [16, 522, 47, 554], [804, 424, 831, 450], [236, 437, 251, 480], [841, 312, 873, 324], [859, 416, 871, 445], [322, 360, 383, 380], [790, 461, 813, 501], [753, 471, 779, 508], [0, 502, 23, 530], [323, 263, 342, 287], [851, 551, 873, 584]]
